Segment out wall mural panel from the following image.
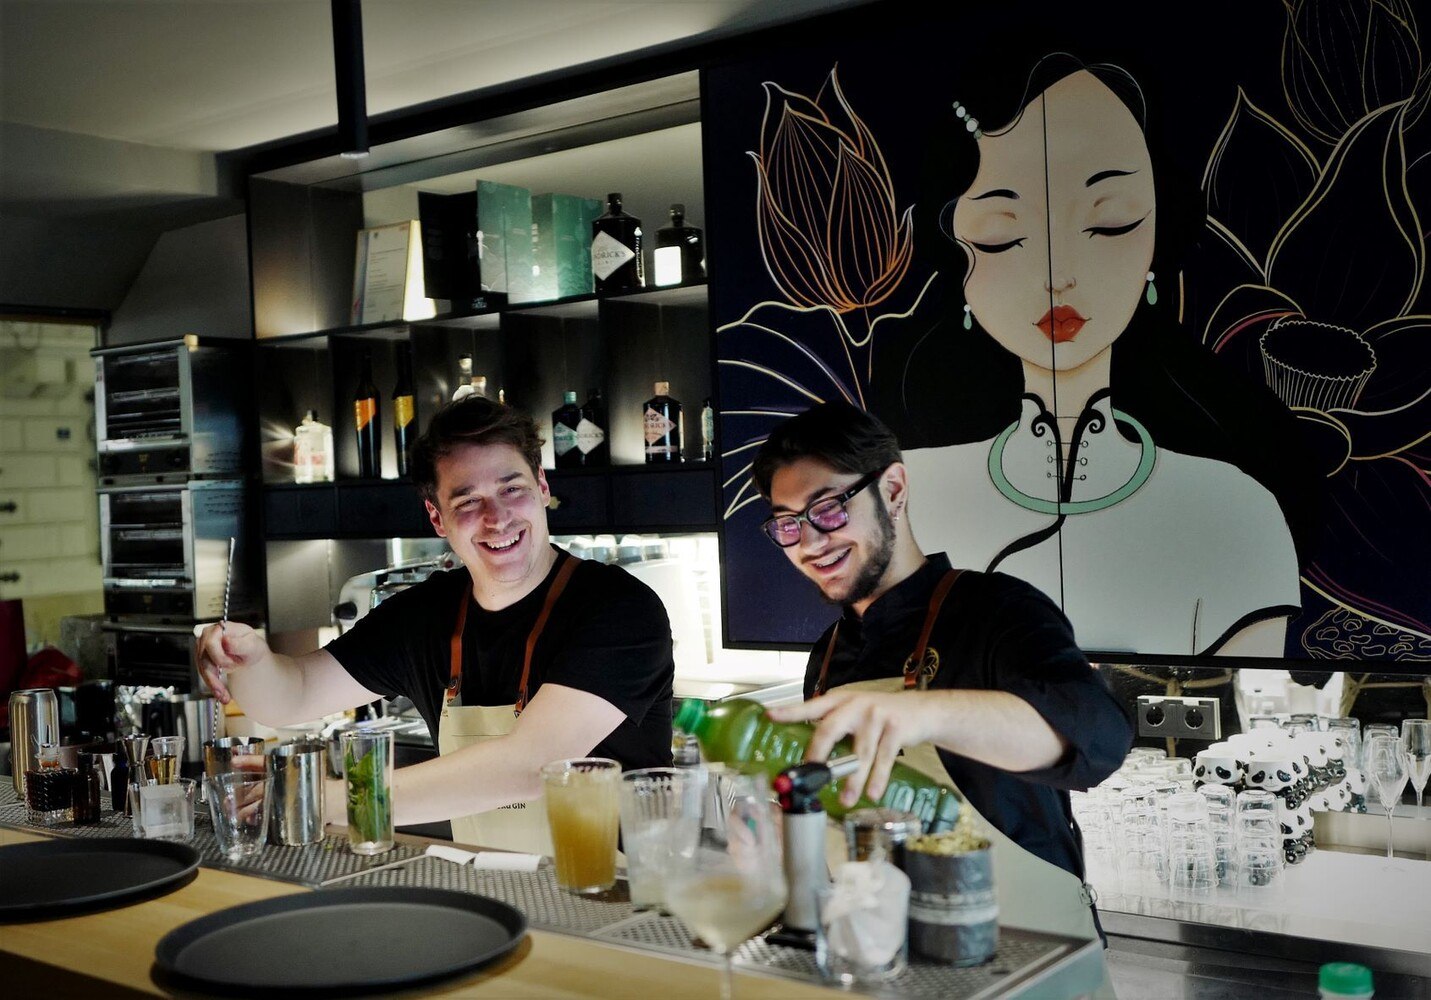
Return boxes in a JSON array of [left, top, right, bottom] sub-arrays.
[[711, 2, 1430, 668]]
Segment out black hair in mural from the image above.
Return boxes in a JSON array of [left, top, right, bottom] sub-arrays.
[[893, 51, 1322, 566]]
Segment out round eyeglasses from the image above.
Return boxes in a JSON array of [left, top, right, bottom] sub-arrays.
[[761, 468, 884, 547]]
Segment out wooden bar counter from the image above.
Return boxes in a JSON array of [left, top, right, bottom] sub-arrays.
[[0, 829, 845, 999]]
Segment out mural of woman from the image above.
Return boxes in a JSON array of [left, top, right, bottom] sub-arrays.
[[898, 54, 1316, 658]]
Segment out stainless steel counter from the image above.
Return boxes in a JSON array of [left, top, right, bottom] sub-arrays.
[[0, 782, 1104, 999]]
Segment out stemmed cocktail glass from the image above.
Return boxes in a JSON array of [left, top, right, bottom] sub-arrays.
[[1365, 734, 1408, 860], [1400, 720, 1431, 810], [664, 773, 786, 1000]]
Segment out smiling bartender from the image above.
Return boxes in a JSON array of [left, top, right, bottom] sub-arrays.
[[196, 397, 675, 853]]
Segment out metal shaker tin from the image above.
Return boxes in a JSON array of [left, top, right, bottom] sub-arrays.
[[905, 842, 999, 966], [843, 808, 922, 868], [267, 738, 327, 846]]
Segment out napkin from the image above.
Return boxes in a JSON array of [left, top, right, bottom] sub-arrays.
[[424, 844, 543, 872], [822, 860, 910, 967]]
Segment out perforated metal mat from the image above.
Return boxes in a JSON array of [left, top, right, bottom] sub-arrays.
[[1, 784, 1100, 997]]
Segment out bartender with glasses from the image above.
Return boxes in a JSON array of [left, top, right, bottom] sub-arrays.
[[196, 397, 675, 852]]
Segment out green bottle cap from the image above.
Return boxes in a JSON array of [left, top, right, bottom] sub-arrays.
[[1319, 963, 1373, 997], [672, 698, 706, 735]]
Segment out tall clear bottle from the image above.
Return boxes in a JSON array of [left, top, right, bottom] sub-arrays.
[[591, 192, 644, 294], [293, 410, 334, 483], [643, 381, 683, 464], [653, 203, 705, 287], [354, 350, 380, 479], [552, 390, 584, 469], [392, 344, 416, 478]]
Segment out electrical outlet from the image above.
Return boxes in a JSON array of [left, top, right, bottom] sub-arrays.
[[1136, 695, 1221, 741]]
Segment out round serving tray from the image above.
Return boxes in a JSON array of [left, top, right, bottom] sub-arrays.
[[0, 838, 201, 920], [154, 886, 528, 996]]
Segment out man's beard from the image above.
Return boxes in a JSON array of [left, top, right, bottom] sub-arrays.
[[820, 497, 896, 606]]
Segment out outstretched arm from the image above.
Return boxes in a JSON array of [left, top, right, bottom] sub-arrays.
[[322, 682, 627, 829], [767, 688, 1068, 808], [196, 622, 382, 727]]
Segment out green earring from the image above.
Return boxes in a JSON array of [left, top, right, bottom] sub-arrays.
[[963, 304, 973, 330], [1145, 271, 1157, 306]]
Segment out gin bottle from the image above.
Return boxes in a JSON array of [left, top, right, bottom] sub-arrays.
[[578, 388, 609, 467], [643, 381, 683, 464], [591, 192, 644, 294], [653, 203, 705, 286], [552, 390, 583, 469]]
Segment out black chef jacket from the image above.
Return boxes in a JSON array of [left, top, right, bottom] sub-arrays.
[[804, 553, 1133, 878]]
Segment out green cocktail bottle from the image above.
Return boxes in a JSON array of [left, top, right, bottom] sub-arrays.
[[672, 697, 961, 832]]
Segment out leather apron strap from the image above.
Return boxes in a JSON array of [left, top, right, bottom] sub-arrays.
[[813, 569, 964, 696], [445, 551, 581, 715]]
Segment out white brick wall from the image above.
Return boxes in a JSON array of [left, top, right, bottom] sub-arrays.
[[0, 319, 102, 601]]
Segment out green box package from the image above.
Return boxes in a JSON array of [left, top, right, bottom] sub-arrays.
[[532, 192, 602, 300], [495, 182, 534, 303], [474, 180, 515, 295]]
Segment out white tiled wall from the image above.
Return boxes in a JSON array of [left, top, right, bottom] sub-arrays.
[[0, 320, 103, 602]]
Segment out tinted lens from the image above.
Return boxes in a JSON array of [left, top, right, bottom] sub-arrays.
[[763, 517, 802, 547], [807, 498, 848, 531]]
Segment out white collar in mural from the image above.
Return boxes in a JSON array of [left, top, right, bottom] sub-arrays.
[[988, 394, 1156, 515]]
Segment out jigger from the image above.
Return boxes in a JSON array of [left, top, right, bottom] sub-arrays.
[[119, 734, 150, 818]]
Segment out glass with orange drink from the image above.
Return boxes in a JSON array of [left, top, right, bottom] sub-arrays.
[[540, 757, 621, 894]]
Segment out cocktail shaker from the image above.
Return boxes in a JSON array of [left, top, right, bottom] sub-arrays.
[[9, 688, 59, 797], [267, 738, 326, 845]]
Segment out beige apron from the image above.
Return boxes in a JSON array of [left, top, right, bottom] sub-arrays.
[[436, 553, 580, 854], [816, 569, 1099, 943]]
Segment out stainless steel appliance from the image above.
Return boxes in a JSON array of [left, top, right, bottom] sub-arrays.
[[92, 336, 251, 484], [100, 480, 257, 623], [105, 623, 209, 691]]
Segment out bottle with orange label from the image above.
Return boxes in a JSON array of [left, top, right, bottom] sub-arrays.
[[392, 344, 416, 478], [354, 349, 380, 478]]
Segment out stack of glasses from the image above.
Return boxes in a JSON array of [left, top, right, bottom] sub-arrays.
[[1233, 789, 1284, 893], [1165, 792, 1217, 899]]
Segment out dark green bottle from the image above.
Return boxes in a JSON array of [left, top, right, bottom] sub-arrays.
[[672, 697, 960, 832]]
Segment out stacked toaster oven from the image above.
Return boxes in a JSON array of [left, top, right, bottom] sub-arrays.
[[91, 337, 260, 691]]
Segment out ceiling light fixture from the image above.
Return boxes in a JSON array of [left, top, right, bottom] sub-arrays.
[[331, 0, 369, 159]]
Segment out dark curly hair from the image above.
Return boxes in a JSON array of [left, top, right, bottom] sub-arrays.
[[752, 400, 902, 500], [411, 397, 544, 503]]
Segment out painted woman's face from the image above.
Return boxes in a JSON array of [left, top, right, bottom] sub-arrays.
[[952, 70, 1156, 375]]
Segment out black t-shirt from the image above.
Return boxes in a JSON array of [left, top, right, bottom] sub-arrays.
[[805, 554, 1133, 878], [326, 549, 675, 771]]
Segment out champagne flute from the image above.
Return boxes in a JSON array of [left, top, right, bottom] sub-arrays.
[[1400, 720, 1431, 810], [1365, 734, 1408, 859], [665, 773, 786, 1000]]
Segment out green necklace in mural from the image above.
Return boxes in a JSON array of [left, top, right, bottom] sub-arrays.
[[987, 407, 1156, 515]]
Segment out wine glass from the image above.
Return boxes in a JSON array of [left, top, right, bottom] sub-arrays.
[[665, 772, 787, 1000], [1400, 720, 1431, 810], [1364, 734, 1408, 859]]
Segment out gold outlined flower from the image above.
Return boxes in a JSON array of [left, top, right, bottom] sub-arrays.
[[751, 67, 913, 314]]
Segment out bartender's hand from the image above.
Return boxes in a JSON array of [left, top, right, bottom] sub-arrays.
[[766, 691, 935, 808], [195, 621, 272, 704]]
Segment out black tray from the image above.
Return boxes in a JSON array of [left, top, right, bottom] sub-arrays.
[[0, 838, 200, 920], [154, 886, 528, 996]]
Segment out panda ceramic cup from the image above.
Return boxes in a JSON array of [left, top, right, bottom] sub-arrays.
[[1194, 743, 1245, 786]]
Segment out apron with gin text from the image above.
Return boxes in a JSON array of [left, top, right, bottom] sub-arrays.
[[814, 569, 1098, 942], [436, 553, 580, 854]]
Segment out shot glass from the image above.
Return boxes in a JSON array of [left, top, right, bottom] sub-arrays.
[[618, 766, 706, 911], [205, 770, 270, 859], [541, 757, 620, 894], [147, 735, 187, 784], [130, 777, 197, 840], [341, 729, 394, 856]]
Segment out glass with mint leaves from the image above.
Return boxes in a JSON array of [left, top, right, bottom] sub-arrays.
[[341, 728, 395, 855]]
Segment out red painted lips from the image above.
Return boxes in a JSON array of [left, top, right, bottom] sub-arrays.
[[1037, 305, 1087, 343]]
